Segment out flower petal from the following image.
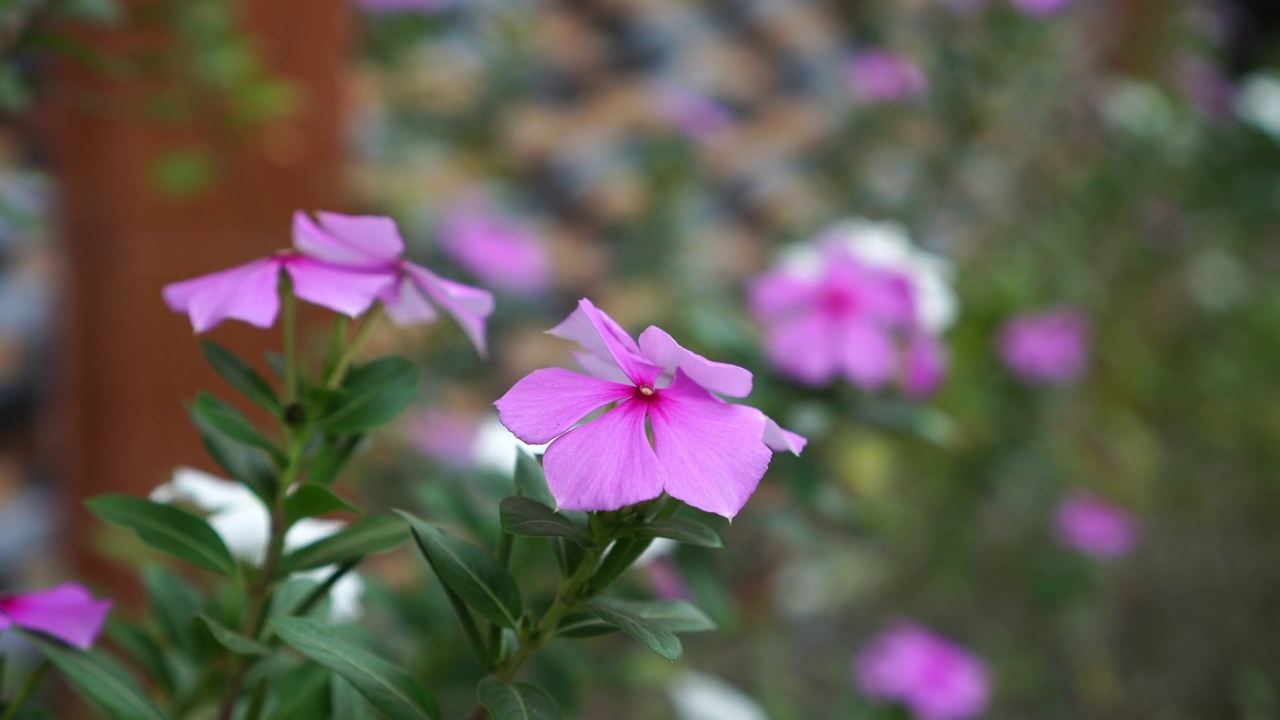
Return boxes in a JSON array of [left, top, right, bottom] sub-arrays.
[[904, 332, 946, 397], [164, 257, 282, 333], [761, 413, 807, 454], [748, 270, 814, 321], [762, 308, 839, 386], [837, 319, 897, 389], [648, 372, 770, 519], [285, 257, 394, 318], [380, 274, 439, 326], [638, 326, 752, 397], [293, 210, 404, 265], [549, 299, 660, 385], [572, 351, 632, 384], [495, 368, 634, 444], [404, 262, 495, 355], [150, 467, 257, 513], [542, 400, 665, 511], [1, 584, 111, 650]]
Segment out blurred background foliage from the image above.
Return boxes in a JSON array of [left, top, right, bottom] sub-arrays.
[[5, 0, 1280, 718]]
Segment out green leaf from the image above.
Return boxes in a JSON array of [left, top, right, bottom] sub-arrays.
[[318, 357, 419, 434], [332, 676, 380, 720], [309, 434, 366, 487], [280, 515, 407, 574], [581, 598, 682, 661], [396, 511, 523, 629], [196, 614, 270, 657], [629, 518, 722, 548], [104, 620, 175, 694], [476, 676, 563, 720], [192, 392, 282, 458], [499, 497, 594, 548], [25, 634, 169, 720], [142, 566, 202, 653], [552, 612, 615, 639], [271, 618, 439, 720], [285, 486, 360, 526], [200, 341, 282, 415], [597, 599, 716, 633], [513, 451, 553, 506], [87, 495, 236, 576], [265, 662, 330, 720], [189, 406, 278, 502]]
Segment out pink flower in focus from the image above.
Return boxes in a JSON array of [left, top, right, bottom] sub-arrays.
[[846, 51, 927, 104], [749, 220, 956, 395], [855, 623, 990, 720], [998, 308, 1089, 383], [495, 299, 804, 519], [655, 84, 737, 142], [0, 583, 112, 650], [1010, 0, 1073, 16], [439, 204, 551, 295], [1054, 494, 1137, 559]]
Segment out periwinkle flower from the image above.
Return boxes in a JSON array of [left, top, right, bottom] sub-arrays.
[[855, 623, 991, 720], [998, 308, 1089, 383], [1054, 493, 1138, 559], [0, 584, 112, 650], [749, 219, 956, 395], [495, 299, 804, 519], [152, 468, 365, 622], [439, 203, 551, 296], [846, 51, 927, 104]]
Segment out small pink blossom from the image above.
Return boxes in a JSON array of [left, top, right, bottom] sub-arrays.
[[998, 308, 1089, 383], [1010, 0, 1073, 16], [495, 299, 804, 519], [855, 622, 990, 720], [1054, 494, 1138, 559], [439, 204, 551, 295], [846, 51, 927, 104], [0, 583, 112, 650]]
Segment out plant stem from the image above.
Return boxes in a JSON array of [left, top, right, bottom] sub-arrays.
[[282, 281, 298, 404], [327, 305, 384, 389], [487, 530, 516, 662], [0, 660, 49, 720]]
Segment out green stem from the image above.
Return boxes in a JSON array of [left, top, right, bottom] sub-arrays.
[[0, 660, 49, 720], [282, 280, 298, 404], [487, 530, 516, 663], [327, 305, 384, 389]]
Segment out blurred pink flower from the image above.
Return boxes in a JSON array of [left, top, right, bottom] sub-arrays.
[[749, 220, 955, 396], [855, 622, 990, 720], [439, 204, 551, 295], [647, 556, 692, 602], [1054, 494, 1138, 559], [998, 308, 1089, 383], [846, 51, 927, 104], [0, 583, 112, 650], [655, 84, 737, 142], [496, 299, 803, 518], [407, 409, 481, 469], [1010, 0, 1073, 16]]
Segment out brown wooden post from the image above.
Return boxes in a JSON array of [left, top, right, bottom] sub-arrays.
[[44, 0, 350, 602]]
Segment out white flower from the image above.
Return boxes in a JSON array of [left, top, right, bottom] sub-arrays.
[[471, 415, 549, 477], [151, 467, 365, 623], [1238, 73, 1280, 142], [668, 672, 769, 720]]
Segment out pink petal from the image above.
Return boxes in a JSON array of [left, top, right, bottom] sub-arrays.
[[284, 257, 395, 318], [748, 270, 813, 321], [1, 583, 111, 650], [380, 275, 439, 326], [495, 368, 634, 444], [292, 210, 404, 265], [762, 308, 839, 386], [904, 332, 947, 397], [648, 372, 771, 519], [404, 262, 495, 355], [548, 299, 660, 386], [164, 257, 283, 333], [637, 326, 752, 398], [762, 413, 807, 454], [542, 400, 665, 511], [572, 351, 632, 384], [837, 319, 897, 389]]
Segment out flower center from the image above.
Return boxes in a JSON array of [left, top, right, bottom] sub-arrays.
[[637, 384, 656, 397]]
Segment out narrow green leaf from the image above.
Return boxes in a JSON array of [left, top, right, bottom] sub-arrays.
[[309, 434, 366, 487], [87, 495, 236, 576], [25, 634, 170, 720], [629, 518, 722, 548], [594, 599, 716, 633], [196, 614, 270, 657], [142, 566, 202, 653], [553, 612, 615, 639], [332, 676, 379, 720], [104, 620, 175, 694], [192, 391, 282, 457], [200, 341, 281, 415], [265, 662, 330, 720], [319, 357, 419, 434], [513, 451, 553, 506], [499, 497, 594, 548], [280, 515, 407, 574], [581, 598, 682, 661], [189, 407, 278, 503], [284, 486, 360, 526], [476, 676, 563, 720], [271, 618, 439, 720], [396, 511, 523, 629]]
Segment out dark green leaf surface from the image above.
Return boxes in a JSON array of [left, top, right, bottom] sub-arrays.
[[499, 497, 594, 547], [629, 518, 722, 548], [196, 614, 270, 657], [513, 451, 554, 506], [189, 407, 278, 502], [476, 676, 563, 720], [319, 357, 419, 434], [284, 485, 360, 526], [200, 340, 281, 415], [280, 514, 407, 573], [26, 634, 169, 720], [192, 391, 281, 456], [397, 511, 523, 629], [87, 495, 236, 576], [581, 598, 683, 661]]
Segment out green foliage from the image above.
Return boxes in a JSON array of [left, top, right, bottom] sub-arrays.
[[399, 511, 524, 630], [25, 635, 169, 720], [200, 341, 282, 416], [280, 514, 408, 573], [319, 357, 420, 434], [626, 518, 722, 548], [191, 392, 282, 459], [476, 676, 563, 720], [86, 495, 237, 577], [195, 614, 271, 657], [580, 598, 683, 662], [499, 497, 594, 547], [284, 486, 359, 527]]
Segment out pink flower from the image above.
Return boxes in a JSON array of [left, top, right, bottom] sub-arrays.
[[439, 204, 551, 295], [855, 623, 990, 720], [1010, 0, 1073, 16], [749, 220, 955, 395], [495, 299, 804, 519], [998, 308, 1089, 383], [0, 583, 112, 650], [846, 51, 927, 104], [1054, 494, 1138, 559]]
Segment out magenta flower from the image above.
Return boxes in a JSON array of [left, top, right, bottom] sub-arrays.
[[846, 51, 927, 104], [855, 622, 990, 720], [749, 220, 955, 395], [0, 583, 112, 650], [1054, 494, 1138, 559], [998, 308, 1089, 383], [495, 299, 804, 519], [1010, 0, 1073, 15], [439, 203, 551, 295]]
